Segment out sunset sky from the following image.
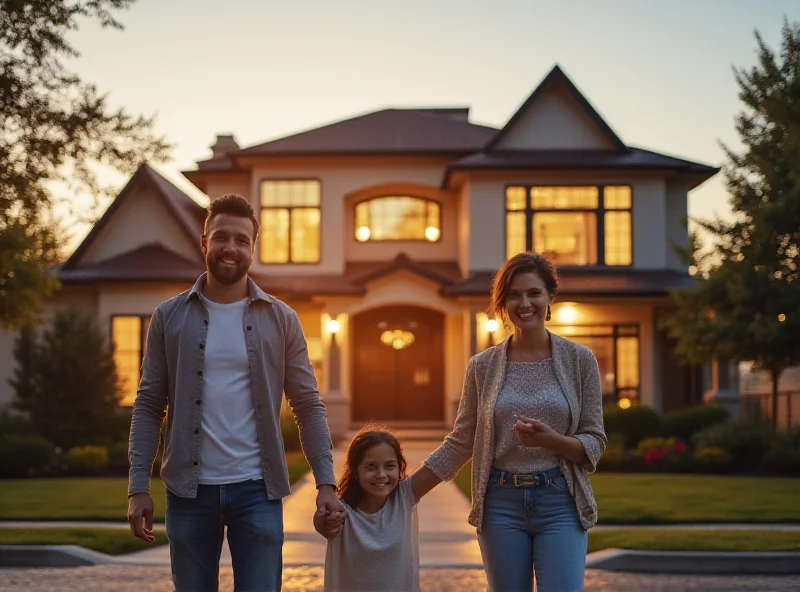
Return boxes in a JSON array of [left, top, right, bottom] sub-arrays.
[[60, 0, 799, 249]]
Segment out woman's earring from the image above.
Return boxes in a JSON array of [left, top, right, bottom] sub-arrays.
[[545, 305, 551, 321]]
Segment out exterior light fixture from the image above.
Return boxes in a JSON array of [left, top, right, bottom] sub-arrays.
[[557, 304, 578, 324], [485, 319, 499, 333], [326, 319, 340, 334], [424, 226, 440, 242], [356, 226, 371, 242]]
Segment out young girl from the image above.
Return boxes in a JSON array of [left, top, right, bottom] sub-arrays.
[[314, 425, 438, 592]]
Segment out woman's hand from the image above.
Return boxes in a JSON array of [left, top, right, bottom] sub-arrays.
[[514, 417, 557, 448], [515, 416, 591, 466]]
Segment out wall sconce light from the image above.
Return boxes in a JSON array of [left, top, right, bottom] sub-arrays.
[[557, 304, 578, 324], [485, 318, 499, 333], [326, 319, 340, 334]]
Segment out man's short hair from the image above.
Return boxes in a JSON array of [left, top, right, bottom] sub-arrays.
[[204, 194, 259, 239]]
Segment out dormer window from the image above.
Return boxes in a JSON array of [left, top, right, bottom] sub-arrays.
[[506, 185, 632, 265], [354, 197, 441, 242]]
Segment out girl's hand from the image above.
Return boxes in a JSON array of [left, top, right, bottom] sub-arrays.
[[514, 417, 556, 448], [313, 508, 345, 540]]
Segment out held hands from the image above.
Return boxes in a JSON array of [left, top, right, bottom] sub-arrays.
[[314, 484, 346, 540], [314, 507, 346, 540], [514, 417, 557, 448]]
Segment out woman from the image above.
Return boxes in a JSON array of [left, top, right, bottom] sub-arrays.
[[415, 252, 607, 591]]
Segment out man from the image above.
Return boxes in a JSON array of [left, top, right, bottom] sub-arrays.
[[127, 194, 343, 591]]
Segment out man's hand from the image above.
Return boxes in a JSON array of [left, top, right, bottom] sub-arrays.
[[313, 507, 346, 540], [314, 485, 345, 540], [316, 484, 344, 513], [127, 492, 155, 543]]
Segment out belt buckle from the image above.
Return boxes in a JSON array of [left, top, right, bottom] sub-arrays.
[[513, 474, 539, 487]]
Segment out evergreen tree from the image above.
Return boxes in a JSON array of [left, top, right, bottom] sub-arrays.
[[664, 20, 800, 428], [11, 308, 122, 447]]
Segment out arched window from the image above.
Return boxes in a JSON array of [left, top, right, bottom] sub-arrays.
[[354, 196, 441, 242]]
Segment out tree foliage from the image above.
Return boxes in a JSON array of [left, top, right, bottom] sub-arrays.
[[663, 20, 800, 426], [0, 0, 171, 328]]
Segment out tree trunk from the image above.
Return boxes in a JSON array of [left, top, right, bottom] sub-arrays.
[[770, 368, 782, 429]]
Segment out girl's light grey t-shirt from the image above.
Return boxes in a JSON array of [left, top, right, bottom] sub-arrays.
[[324, 478, 419, 592]]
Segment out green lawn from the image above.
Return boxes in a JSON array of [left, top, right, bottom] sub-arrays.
[[588, 529, 800, 553], [0, 527, 167, 555], [453, 462, 800, 524], [0, 452, 310, 522], [0, 526, 796, 556]]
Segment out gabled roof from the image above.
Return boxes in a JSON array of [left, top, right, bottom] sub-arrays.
[[444, 147, 719, 189], [63, 163, 206, 271], [443, 268, 696, 297], [486, 65, 626, 152], [228, 108, 497, 157], [59, 243, 204, 282], [345, 253, 462, 287]]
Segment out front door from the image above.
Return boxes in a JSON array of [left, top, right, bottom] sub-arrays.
[[352, 306, 444, 422]]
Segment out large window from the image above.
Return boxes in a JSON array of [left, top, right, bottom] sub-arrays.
[[354, 196, 441, 242], [112, 315, 151, 407], [506, 185, 632, 265], [260, 180, 321, 263], [548, 324, 640, 405]]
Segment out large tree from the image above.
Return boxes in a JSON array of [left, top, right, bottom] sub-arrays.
[[1, 0, 170, 328], [663, 20, 800, 428]]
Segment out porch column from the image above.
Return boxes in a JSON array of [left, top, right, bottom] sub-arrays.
[[322, 312, 350, 441], [703, 359, 741, 418]]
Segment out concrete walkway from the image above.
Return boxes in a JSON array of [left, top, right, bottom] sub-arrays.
[[109, 440, 482, 567]]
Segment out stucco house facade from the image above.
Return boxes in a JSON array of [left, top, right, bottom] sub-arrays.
[[0, 66, 723, 438]]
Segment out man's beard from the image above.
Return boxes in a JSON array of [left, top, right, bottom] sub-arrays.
[[207, 253, 250, 285]]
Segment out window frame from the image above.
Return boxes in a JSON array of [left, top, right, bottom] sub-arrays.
[[258, 178, 323, 265], [352, 195, 443, 243], [110, 314, 151, 407], [547, 322, 641, 404], [504, 184, 634, 267]]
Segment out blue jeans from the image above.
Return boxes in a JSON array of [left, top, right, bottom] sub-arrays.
[[478, 467, 587, 592], [166, 479, 283, 592]]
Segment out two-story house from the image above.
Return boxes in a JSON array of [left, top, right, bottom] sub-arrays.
[[0, 66, 720, 439]]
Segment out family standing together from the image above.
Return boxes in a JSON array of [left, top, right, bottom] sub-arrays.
[[127, 194, 607, 592]]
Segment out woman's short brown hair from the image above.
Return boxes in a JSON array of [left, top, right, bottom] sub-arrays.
[[488, 252, 560, 326]]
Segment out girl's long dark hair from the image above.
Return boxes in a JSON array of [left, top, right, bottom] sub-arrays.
[[337, 424, 407, 508]]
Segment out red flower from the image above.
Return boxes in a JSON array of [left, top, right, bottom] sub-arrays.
[[672, 441, 688, 453], [644, 448, 667, 464]]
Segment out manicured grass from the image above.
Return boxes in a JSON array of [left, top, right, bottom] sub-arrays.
[[588, 529, 800, 553], [0, 527, 167, 555], [0, 526, 796, 555], [452, 462, 800, 524], [0, 452, 310, 522]]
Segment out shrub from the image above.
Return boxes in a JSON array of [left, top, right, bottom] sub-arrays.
[[0, 435, 56, 477], [0, 409, 30, 436], [762, 431, 800, 476], [67, 445, 109, 474], [107, 441, 129, 472], [603, 405, 663, 448], [636, 437, 692, 472], [280, 405, 301, 452], [597, 444, 626, 471], [663, 404, 729, 442], [694, 446, 732, 472], [694, 420, 775, 472]]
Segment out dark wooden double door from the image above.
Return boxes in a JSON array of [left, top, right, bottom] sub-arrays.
[[352, 306, 444, 422]]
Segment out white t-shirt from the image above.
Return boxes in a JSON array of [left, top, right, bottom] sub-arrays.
[[324, 478, 420, 592], [198, 296, 262, 484]]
